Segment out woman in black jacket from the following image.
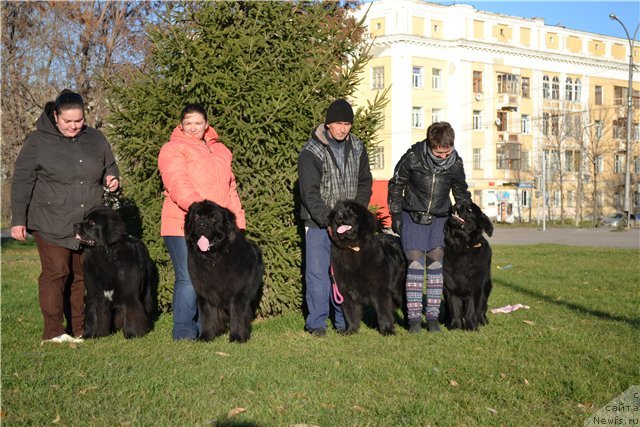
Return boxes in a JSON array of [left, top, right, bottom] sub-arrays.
[[11, 89, 119, 343], [388, 122, 470, 333]]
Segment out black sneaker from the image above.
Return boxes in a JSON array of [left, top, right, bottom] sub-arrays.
[[308, 328, 326, 337], [426, 320, 441, 333], [408, 321, 422, 334]]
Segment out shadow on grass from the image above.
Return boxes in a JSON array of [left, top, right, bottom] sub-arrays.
[[495, 277, 640, 329], [213, 420, 261, 427]]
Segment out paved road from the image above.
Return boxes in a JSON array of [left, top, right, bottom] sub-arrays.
[[2, 227, 639, 249], [490, 226, 640, 249]]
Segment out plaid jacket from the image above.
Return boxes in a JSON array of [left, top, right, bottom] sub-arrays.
[[298, 124, 372, 228]]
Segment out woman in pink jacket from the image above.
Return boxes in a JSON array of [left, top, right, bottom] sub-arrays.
[[158, 103, 246, 340]]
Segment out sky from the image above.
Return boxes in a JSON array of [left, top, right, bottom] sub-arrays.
[[430, 1, 640, 40]]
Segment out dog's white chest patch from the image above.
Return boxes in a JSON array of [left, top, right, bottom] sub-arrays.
[[104, 290, 114, 301]]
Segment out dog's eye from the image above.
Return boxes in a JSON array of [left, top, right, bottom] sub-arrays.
[[89, 220, 95, 226]]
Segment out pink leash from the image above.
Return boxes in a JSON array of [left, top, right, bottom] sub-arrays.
[[329, 264, 344, 305]]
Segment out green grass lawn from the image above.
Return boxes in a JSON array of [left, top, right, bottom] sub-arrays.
[[1, 239, 639, 426]]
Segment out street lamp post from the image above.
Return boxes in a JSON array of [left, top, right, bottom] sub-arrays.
[[609, 13, 639, 230]]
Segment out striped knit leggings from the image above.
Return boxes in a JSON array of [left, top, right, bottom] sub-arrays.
[[405, 248, 444, 323]]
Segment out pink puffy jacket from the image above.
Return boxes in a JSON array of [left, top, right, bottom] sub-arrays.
[[158, 125, 246, 236]]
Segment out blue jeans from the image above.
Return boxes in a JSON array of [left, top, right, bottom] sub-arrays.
[[304, 227, 345, 331], [164, 236, 200, 340]]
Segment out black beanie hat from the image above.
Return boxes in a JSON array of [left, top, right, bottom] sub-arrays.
[[325, 99, 354, 124]]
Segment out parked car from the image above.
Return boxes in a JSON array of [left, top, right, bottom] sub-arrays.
[[601, 212, 638, 227]]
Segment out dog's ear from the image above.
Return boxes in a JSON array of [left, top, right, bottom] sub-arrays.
[[220, 207, 239, 243], [360, 204, 377, 235], [184, 202, 199, 237], [105, 209, 127, 245], [478, 208, 494, 237]]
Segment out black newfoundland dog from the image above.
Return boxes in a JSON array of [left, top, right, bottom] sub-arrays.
[[328, 200, 406, 335], [74, 206, 155, 339], [185, 200, 263, 343], [443, 199, 493, 331]]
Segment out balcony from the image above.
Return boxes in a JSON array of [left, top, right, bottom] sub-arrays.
[[498, 94, 520, 111], [497, 132, 520, 143]]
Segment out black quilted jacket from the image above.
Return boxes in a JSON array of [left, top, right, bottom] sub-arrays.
[[388, 139, 470, 224]]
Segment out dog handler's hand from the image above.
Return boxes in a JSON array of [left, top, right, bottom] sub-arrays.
[[11, 225, 27, 241], [105, 175, 119, 192], [391, 214, 402, 236]]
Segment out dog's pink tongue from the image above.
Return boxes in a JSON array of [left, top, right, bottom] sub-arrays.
[[337, 225, 352, 234], [75, 234, 82, 240], [197, 235, 210, 252]]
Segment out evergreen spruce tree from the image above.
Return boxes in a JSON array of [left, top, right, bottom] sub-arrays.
[[108, 1, 387, 316]]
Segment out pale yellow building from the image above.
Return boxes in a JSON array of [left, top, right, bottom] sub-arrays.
[[353, 0, 640, 223]]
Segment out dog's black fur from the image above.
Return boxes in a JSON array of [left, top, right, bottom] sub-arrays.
[[74, 207, 155, 338], [443, 199, 493, 331], [184, 200, 263, 343], [328, 200, 406, 335]]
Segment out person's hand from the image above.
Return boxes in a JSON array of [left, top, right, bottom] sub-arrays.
[[105, 175, 119, 192], [391, 214, 402, 236], [11, 225, 27, 241]]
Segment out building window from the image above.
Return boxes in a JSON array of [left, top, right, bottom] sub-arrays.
[[473, 71, 483, 92], [613, 119, 625, 139], [565, 77, 574, 101], [496, 143, 521, 170], [412, 107, 424, 128], [473, 148, 482, 170], [614, 87, 640, 108], [521, 77, 530, 98], [473, 110, 483, 130], [569, 116, 581, 139], [521, 115, 531, 134], [371, 66, 384, 90], [553, 190, 561, 208], [521, 190, 531, 207], [614, 193, 623, 209], [551, 115, 559, 136], [412, 66, 423, 89], [370, 146, 384, 170], [567, 190, 575, 208], [596, 155, 603, 173], [521, 150, 530, 170], [564, 150, 579, 172], [543, 112, 550, 136], [432, 108, 443, 124], [634, 156, 640, 174], [595, 120, 603, 138], [596, 191, 603, 207], [543, 75, 550, 99], [614, 86, 624, 105], [432, 68, 443, 90], [497, 73, 519, 94], [634, 123, 640, 141], [595, 85, 602, 105], [614, 154, 624, 174], [551, 76, 560, 100], [497, 111, 507, 132], [574, 78, 582, 102]]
